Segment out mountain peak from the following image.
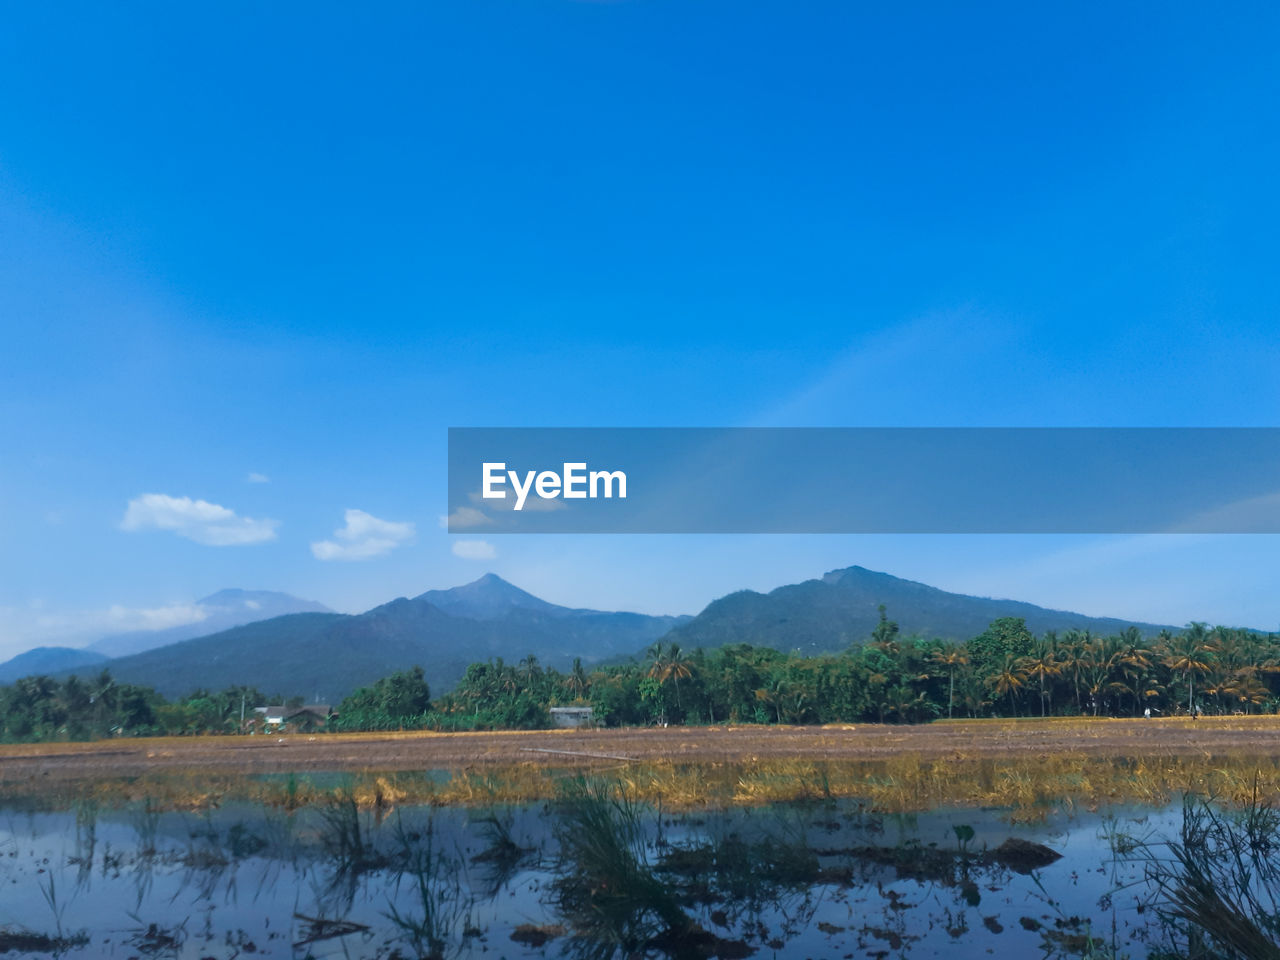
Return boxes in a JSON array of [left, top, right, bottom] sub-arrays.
[[820, 565, 903, 586], [198, 587, 252, 603], [416, 574, 562, 620], [459, 572, 539, 599]]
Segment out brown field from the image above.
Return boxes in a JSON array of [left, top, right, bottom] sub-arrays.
[[3, 715, 1280, 781], [6, 716, 1280, 813]]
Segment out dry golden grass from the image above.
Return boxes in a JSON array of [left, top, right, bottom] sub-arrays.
[[9, 752, 1280, 819], [6, 716, 1280, 815]]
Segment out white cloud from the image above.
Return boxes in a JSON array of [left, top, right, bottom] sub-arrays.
[[0, 601, 211, 657], [452, 539, 497, 560], [438, 506, 494, 529], [120, 493, 279, 546], [311, 508, 415, 561], [247, 472, 270, 484], [105, 603, 210, 631]]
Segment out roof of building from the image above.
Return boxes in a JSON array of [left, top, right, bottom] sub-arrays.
[[259, 704, 335, 718]]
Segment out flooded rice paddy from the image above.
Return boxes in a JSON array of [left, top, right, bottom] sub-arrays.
[[0, 767, 1266, 959]]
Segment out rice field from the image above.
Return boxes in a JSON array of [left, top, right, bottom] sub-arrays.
[[5, 715, 1280, 815]]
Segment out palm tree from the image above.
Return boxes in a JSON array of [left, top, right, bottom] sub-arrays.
[[1080, 633, 1135, 717], [870, 604, 901, 655], [497, 660, 519, 699], [753, 683, 781, 724], [929, 648, 968, 720], [989, 655, 1029, 717], [1023, 640, 1061, 718], [1203, 676, 1235, 715], [1162, 623, 1217, 716], [59, 676, 92, 735], [88, 670, 118, 735], [1232, 674, 1269, 713], [1133, 668, 1166, 715], [1059, 630, 1093, 713], [1117, 640, 1154, 716], [518, 654, 541, 683], [887, 684, 932, 724], [566, 657, 590, 702], [648, 642, 693, 709], [1078, 635, 1108, 716]]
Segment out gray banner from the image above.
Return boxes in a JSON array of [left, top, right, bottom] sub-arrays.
[[446, 428, 1280, 533]]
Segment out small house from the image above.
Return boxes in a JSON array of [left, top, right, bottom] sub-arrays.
[[253, 704, 336, 733], [549, 706, 593, 728]]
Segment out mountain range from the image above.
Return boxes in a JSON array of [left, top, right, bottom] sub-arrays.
[[0, 567, 1187, 701], [664, 565, 1173, 653], [49, 575, 689, 701]]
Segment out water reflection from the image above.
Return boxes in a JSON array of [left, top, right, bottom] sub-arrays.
[[0, 779, 1274, 958]]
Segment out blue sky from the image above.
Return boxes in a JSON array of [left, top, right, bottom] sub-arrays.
[[2, 2, 1280, 655]]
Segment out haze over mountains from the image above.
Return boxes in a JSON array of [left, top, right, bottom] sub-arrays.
[[0, 567, 1188, 701], [0, 589, 330, 686], [0, 646, 110, 686], [88, 589, 332, 658]]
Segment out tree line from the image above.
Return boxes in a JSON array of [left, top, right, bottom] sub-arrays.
[[420, 612, 1280, 731], [0, 671, 297, 742], [3, 611, 1279, 741]]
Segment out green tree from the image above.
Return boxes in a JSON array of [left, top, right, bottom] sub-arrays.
[[870, 605, 901, 651], [647, 642, 693, 711], [988, 654, 1029, 717], [929, 647, 969, 720], [1161, 623, 1217, 716], [1023, 639, 1061, 718], [337, 666, 432, 729], [970, 617, 1035, 678]]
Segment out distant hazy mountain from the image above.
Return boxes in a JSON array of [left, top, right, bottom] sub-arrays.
[[417, 573, 568, 619], [67, 576, 690, 701], [88, 589, 332, 658], [662, 565, 1176, 654], [0, 647, 110, 685]]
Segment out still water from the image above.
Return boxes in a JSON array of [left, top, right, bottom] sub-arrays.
[[0, 785, 1238, 958]]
